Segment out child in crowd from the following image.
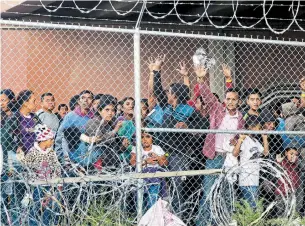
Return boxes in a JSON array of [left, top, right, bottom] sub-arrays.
[[130, 131, 168, 210], [18, 124, 62, 226], [233, 115, 269, 208], [275, 143, 302, 216]]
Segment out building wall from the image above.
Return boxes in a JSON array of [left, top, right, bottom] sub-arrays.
[[1, 30, 304, 111]]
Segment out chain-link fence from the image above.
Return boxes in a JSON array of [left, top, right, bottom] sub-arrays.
[[1, 20, 305, 226]]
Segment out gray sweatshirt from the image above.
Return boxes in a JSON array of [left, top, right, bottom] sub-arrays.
[[36, 110, 60, 132]]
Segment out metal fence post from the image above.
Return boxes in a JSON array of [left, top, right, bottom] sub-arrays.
[[135, 1, 146, 223], [134, 28, 144, 224]]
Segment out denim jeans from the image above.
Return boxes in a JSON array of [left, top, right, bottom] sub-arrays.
[[168, 155, 189, 214], [239, 186, 258, 209], [144, 184, 161, 211], [28, 186, 61, 226], [197, 155, 225, 226]]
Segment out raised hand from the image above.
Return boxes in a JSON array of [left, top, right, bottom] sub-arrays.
[[222, 64, 232, 80], [147, 57, 154, 72], [91, 136, 102, 143], [152, 54, 166, 71], [176, 61, 189, 77], [194, 66, 207, 84]]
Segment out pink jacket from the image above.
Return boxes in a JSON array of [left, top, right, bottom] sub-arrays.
[[187, 81, 233, 108], [199, 83, 244, 159]]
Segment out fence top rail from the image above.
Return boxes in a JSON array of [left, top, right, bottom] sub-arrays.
[[1, 19, 305, 47], [143, 128, 305, 135], [16, 169, 222, 185]]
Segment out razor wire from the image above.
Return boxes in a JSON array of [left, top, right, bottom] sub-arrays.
[[2, 0, 305, 34], [1, 19, 305, 226]]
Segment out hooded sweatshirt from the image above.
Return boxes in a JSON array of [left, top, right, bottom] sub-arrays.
[[276, 158, 300, 196]]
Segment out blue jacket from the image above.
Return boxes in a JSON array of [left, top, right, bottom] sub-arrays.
[[55, 109, 94, 167], [152, 70, 209, 155], [276, 118, 305, 149]]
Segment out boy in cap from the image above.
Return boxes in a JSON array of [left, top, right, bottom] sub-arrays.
[[18, 124, 61, 226]]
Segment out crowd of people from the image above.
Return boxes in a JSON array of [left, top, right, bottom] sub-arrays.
[[1, 55, 305, 225]]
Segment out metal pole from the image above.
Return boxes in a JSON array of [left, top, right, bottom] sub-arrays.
[[134, 28, 144, 223], [134, 1, 146, 223]]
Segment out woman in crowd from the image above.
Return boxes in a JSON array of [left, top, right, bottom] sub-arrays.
[[0, 89, 16, 128], [1, 89, 40, 225], [115, 97, 136, 164], [92, 93, 104, 112], [80, 95, 129, 170], [2, 90, 40, 156]]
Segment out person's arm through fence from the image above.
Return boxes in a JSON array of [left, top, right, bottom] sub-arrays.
[[222, 64, 234, 89], [196, 66, 223, 114], [152, 55, 168, 109]]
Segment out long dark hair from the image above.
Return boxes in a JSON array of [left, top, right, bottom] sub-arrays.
[[121, 97, 135, 108], [15, 90, 33, 111], [69, 95, 79, 111], [120, 97, 135, 117], [58, 103, 68, 111], [0, 89, 17, 112], [95, 95, 117, 117]]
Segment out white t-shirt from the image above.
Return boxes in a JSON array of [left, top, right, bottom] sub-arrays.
[[131, 145, 165, 168], [239, 136, 264, 187], [215, 111, 239, 153]]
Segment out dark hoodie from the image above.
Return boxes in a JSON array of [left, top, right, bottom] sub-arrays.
[[152, 70, 209, 156]]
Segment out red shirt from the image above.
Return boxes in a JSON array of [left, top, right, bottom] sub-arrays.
[[276, 159, 300, 195]]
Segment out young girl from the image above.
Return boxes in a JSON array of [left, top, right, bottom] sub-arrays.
[[18, 124, 61, 226], [130, 131, 168, 210], [233, 115, 269, 208]]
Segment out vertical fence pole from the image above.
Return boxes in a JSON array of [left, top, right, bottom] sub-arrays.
[[134, 28, 144, 223], [135, 1, 146, 223]]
